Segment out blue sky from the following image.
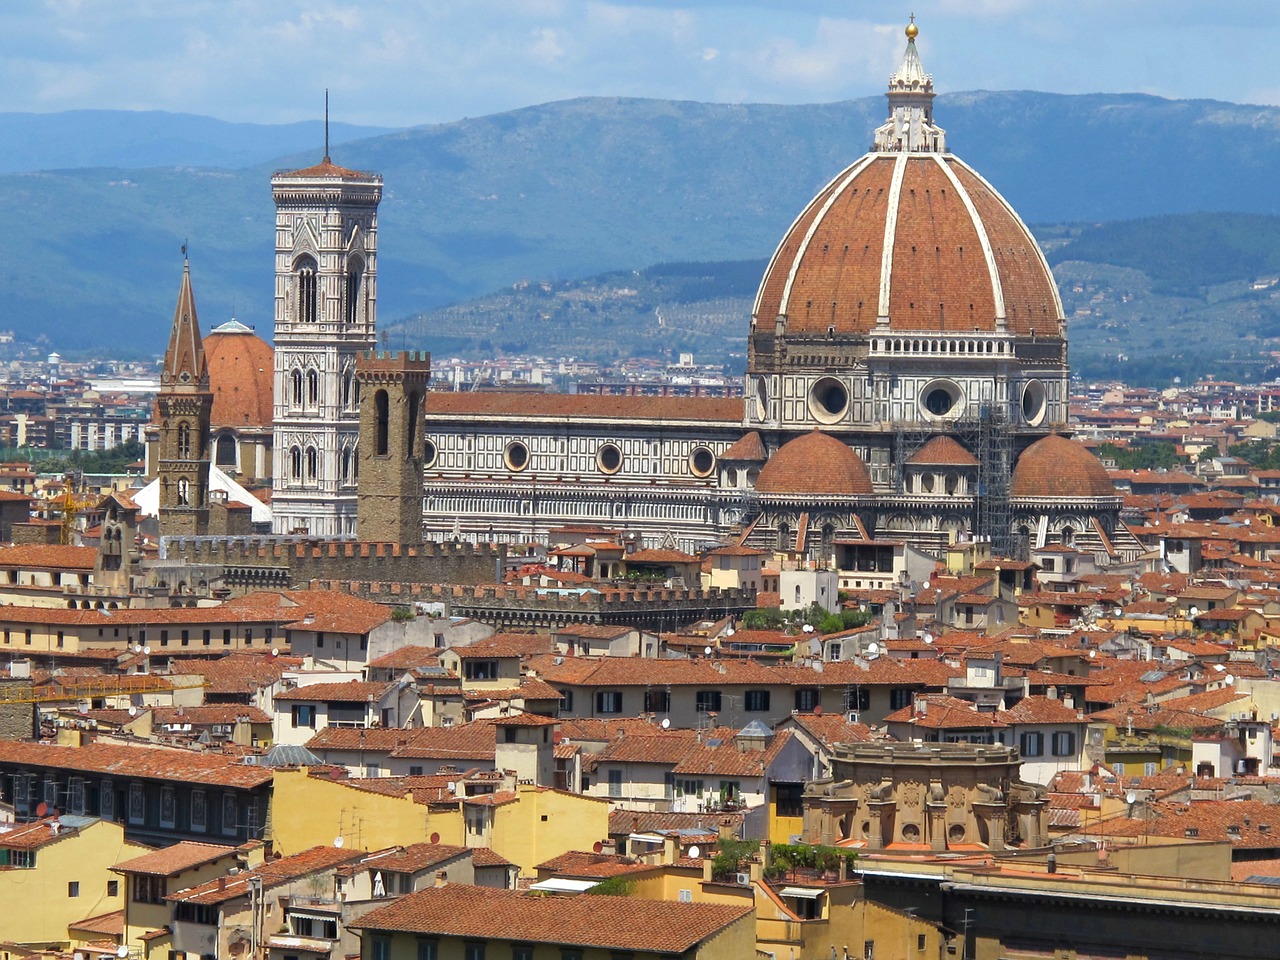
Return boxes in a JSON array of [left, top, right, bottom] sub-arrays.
[[0, 1, 1267, 127]]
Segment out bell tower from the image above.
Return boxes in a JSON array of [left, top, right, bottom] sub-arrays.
[[355, 350, 431, 545], [156, 257, 213, 539], [270, 148, 382, 537]]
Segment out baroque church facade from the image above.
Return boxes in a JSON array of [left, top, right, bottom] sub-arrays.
[[415, 23, 1141, 565]]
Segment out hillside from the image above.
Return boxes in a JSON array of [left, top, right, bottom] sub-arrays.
[[394, 214, 1280, 385], [8, 92, 1280, 356]]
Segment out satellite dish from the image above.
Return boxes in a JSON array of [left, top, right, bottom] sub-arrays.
[[77, 702, 89, 715], [430, 832, 440, 844], [704, 646, 712, 656], [688, 845, 701, 859], [661, 718, 671, 729], [333, 836, 345, 848], [813, 704, 823, 716], [1189, 606, 1200, 617], [117, 948, 129, 959], [36, 802, 47, 817], [592, 841, 604, 853], [724, 628, 735, 637], [1088, 650, 1097, 659], [922, 580, 930, 591], [142, 646, 151, 656], [271, 648, 279, 658], [128, 706, 138, 717], [1225, 674, 1235, 685], [922, 633, 934, 645], [133, 644, 142, 654], [867, 642, 879, 654], [1126, 790, 1137, 805]]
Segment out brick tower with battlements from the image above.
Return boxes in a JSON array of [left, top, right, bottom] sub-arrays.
[[356, 351, 430, 545]]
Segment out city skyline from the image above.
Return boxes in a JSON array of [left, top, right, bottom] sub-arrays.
[[0, 1, 1270, 129]]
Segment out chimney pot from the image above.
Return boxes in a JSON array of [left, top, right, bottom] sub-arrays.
[[435, 870, 448, 888]]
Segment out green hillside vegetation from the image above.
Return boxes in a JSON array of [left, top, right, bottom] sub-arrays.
[[13, 92, 1280, 357]]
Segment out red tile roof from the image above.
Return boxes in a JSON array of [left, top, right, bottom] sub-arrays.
[[350, 885, 752, 952], [756, 430, 873, 497], [113, 841, 239, 876], [0, 741, 272, 788], [273, 680, 392, 703], [168, 845, 365, 905], [427, 393, 742, 424]]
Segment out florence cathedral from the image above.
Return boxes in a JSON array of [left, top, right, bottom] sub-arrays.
[[413, 23, 1141, 565], [151, 22, 1141, 572]]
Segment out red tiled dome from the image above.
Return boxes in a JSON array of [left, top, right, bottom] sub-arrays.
[[755, 431, 873, 497], [1011, 435, 1115, 499], [906, 435, 978, 467], [204, 322, 274, 428], [753, 153, 1063, 338]]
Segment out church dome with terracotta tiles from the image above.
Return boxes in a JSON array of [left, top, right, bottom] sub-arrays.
[[1011, 434, 1116, 499], [755, 430, 873, 497], [204, 319, 274, 428], [752, 29, 1062, 340]]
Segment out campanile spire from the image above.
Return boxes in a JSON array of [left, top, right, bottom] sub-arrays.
[[872, 18, 947, 153]]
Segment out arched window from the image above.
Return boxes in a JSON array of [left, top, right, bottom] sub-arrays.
[[177, 478, 190, 505], [295, 255, 318, 323], [346, 256, 364, 325], [375, 390, 389, 455], [352, 443, 359, 482], [176, 422, 191, 458], [291, 369, 303, 407], [307, 369, 319, 407], [342, 369, 354, 410], [289, 446, 302, 482], [215, 434, 236, 467], [341, 446, 352, 484], [777, 522, 791, 552], [306, 447, 318, 482], [406, 390, 421, 458]]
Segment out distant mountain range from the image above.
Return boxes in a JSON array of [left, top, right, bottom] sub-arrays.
[[7, 92, 1280, 359]]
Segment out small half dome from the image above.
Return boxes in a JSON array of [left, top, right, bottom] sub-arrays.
[[1011, 435, 1115, 498], [755, 431, 873, 497]]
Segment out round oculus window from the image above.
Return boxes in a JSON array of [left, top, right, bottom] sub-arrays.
[[920, 380, 962, 419], [504, 441, 529, 472], [423, 439, 437, 468], [808, 377, 849, 424], [753, 377, 769, 421], [690, 446, 715, 478], [597, 443, 623, 474], [1021, 379, 1047, 426]]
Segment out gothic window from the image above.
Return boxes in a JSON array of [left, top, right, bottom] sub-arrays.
[[307, 369, 319, 407], [177, 422, 191, 458], [352, 444, 359, 482], [375, 390, 389, 455], [177, 478, 190, 506], [289, 446, 302, 482], [341, 446, 352, 485], [215, 434, 236, 467], [306, 447, 318, 482], [291, 369, 303, 408], [342, 369, 354, 410], [346, 257, 364, 325], [406, 390, 421, 458], [295, 255, 318, 323], [777, 522, 791, 552]]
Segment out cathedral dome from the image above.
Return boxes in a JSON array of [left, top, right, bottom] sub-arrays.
[[755, 431, 873, 497], [205, 320, 274, 428], [1011, 435, 1116, 499], [752, 25, 1063, 341]]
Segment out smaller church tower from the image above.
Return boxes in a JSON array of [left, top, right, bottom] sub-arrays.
[[156, 257, 213, 538], [355, 351, 430, 544]]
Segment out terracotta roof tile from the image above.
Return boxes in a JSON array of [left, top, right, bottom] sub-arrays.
[[756, 431, 873, 497], [1012, 435, 1117, 499], [350, 885, 751, 952], [427, 392, 742, 424], [113, 841, 239, 877], [0, 741, 272, 788]]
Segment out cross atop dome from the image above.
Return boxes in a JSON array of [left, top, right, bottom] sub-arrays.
[[872, 17, 947, 154]]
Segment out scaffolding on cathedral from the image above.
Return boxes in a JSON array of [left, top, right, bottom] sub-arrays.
[[973, 404, 1014, 558]]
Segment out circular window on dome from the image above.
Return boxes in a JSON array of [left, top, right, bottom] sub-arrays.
[[753, 377, 769, 421], [808, 377, 849, 424], [504, 440, 529, 472], [424, 439, 438, 469], [920, 380, 963, 420], [690, 446, 715, 478], [1021, 379, 1048, 426], [597, 442, 623, 475]]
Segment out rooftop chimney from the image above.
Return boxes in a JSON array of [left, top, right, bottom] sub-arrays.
[[435, 869, 448, 888]]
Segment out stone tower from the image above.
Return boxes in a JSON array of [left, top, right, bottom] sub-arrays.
[[355, 351, 430, 544], [270, 152, 382, 537], [156, 258, 213, 539]]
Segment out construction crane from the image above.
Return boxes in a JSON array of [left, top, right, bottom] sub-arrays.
[[44, 470, 98, 545]]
